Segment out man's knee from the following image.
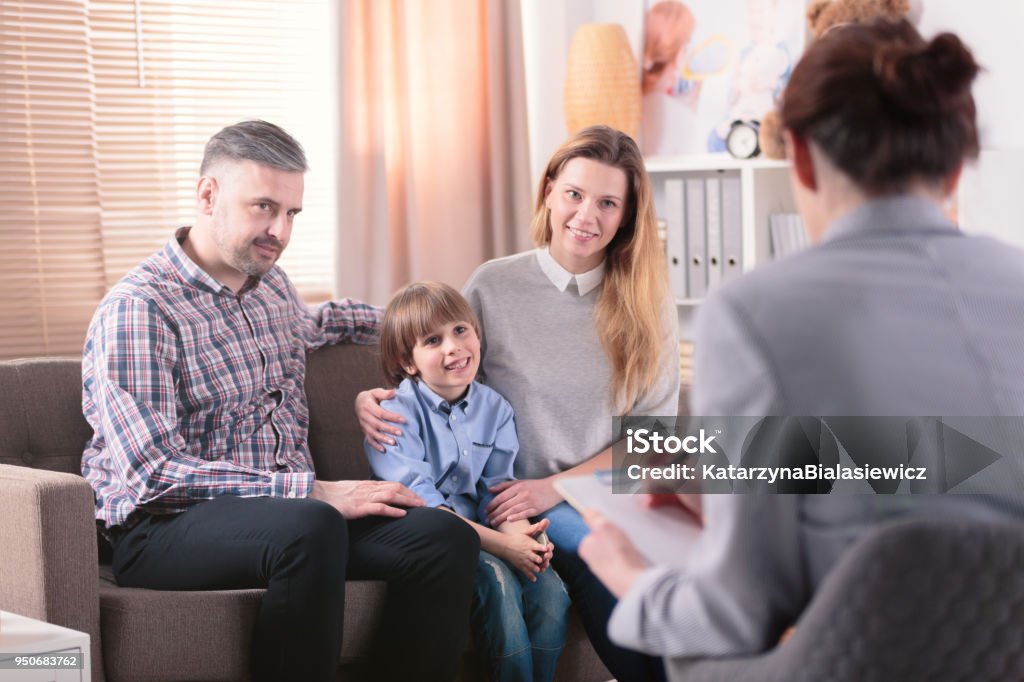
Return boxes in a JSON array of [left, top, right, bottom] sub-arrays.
[[274, 498, 348, 573], [420, 507, 479, 556], [403, 507, 479, 574]]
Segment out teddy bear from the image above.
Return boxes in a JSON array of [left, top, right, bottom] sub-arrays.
[[757, 0, 912, 159]]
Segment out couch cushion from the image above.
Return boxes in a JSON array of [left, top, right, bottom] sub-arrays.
[[0, 357, 91, 474], [305, 344, 386, 481], [98, 566, 387, 682]]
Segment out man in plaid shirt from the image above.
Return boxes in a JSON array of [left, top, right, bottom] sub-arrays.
[[81, 121, 478, 682]]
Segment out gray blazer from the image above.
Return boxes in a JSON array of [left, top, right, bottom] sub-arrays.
[[693, 195, 1024, 418], [608, 196, 1024, 664]]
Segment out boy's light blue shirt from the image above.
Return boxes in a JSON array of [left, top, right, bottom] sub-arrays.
[[365, 377, 519, 524]]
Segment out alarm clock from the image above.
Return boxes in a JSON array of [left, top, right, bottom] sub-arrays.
[[726, 120, 761, 159]]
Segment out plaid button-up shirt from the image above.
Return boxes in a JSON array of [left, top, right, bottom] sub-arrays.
[[82, 229, 380, 530]]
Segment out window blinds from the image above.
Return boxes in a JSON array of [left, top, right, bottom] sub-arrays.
[[0, 0, 335, 360]]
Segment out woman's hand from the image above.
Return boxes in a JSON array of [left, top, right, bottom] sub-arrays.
[[578, 509, 649, 598], [486, 478, 563, 526], [355, 388, 405, 452]]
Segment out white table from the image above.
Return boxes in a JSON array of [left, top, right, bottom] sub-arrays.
[[0, 610, 90, 681]]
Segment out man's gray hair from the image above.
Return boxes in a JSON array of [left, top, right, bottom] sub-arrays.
[[200, 120, 308, 175]]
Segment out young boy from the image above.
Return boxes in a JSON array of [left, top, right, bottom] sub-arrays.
[[366, 281, 569, 682]]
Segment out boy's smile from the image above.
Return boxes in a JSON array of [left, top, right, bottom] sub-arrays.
[[444, 356, 471, 371], [405, 320, 481, 402]]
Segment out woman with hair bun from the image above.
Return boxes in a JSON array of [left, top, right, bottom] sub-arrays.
[[780, 18, 981, 234], [579, 19, 1024, 678]]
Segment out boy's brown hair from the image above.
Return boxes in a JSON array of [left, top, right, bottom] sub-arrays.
[[379, 281, 483, 388]]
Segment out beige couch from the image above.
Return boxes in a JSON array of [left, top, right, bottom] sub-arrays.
[[0, 344, 611, 682]]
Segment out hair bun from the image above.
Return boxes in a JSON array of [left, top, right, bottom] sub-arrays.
[[875, 31, 980, 117], [925, 33, 980, 92]]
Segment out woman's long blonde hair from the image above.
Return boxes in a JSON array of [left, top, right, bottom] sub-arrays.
[[530, 125, 669, 413]]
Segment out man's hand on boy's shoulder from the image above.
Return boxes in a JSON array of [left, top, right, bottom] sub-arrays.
[[309, 479, 423, 519]]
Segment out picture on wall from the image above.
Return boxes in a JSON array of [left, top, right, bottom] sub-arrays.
[[640, 0, 805, 157]]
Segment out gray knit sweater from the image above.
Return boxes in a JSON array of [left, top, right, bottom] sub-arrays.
[[463, 250, 679, 480]]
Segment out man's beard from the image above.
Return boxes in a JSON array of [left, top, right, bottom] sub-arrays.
[[232, 236, 283, 278], [212, 216, 283, 278]]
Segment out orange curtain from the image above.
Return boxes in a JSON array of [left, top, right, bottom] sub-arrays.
[[336, 0, 532, 304]]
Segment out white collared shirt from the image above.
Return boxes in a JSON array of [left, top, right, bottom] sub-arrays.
[[535, 246, 605, 296]]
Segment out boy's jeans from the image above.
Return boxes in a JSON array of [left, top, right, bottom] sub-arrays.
[[471, 549, 570, 682]]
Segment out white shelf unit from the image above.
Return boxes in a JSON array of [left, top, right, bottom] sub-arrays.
[[645, 155, 796, 337]]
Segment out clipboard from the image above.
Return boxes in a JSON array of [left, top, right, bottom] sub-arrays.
[[555, 473, 701, 568]]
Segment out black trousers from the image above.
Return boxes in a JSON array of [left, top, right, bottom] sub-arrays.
[[550, 547, 666, 682], [111, 496, 479, 682]]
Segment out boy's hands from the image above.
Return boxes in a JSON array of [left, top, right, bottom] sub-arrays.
[[496, 523, 551, 581], [355, 388, 405, 451], [521, 518, 555, 571]]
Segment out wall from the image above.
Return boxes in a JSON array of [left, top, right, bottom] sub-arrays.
[[916, 2, 1023, 246], [520, 1, 642, 187], [917, 2, 1024, 151], [522, 2, 1022, 247]]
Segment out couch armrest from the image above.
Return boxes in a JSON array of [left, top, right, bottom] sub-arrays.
[[0, 464, 103, 679]]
